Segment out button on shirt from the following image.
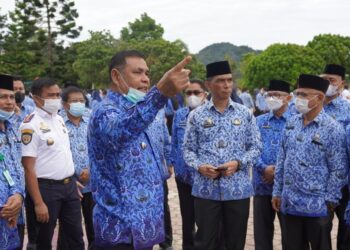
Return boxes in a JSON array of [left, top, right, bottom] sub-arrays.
[[20, 108, 75, 180], [324, 96, 350, 128], [88, 87, 168, 249], [254, 110, 291, 196], [171, 107, 195, 185], [61, 111, 91, 193], [183, 99, 262, 201], [0, 121, 25, 250], [273, 110, 348, 217]]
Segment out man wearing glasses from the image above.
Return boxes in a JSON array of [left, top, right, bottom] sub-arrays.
[[321, 64, 350, 250], [57, 86, 94, 249], [170, 79, 207, 249], [272, 74, 348, 250], [253, 80, 292, 250]]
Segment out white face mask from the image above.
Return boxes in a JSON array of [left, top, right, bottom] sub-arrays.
[[43, 98, 62, 114], [295, 96, 318, 114], [265, 97, 283, 111], [326, 84, 339, 97], [186, 95, 203, 109]]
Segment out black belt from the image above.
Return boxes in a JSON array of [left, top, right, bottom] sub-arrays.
[[37, 176, 73, 185]]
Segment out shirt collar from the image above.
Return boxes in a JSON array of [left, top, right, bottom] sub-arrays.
[[268, 109, 289, 121], [327, 95, 342, 106], [207, 98, 235, 112], [35, 107, 58, 119], [297, 108, 327, 126], [62, 111, 87, 124], [106, 90, 135, 110]]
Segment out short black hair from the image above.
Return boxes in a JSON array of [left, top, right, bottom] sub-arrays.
[[190, 79, 206, 91], [31, 77, 58, 97], [64, 81, 79, 89], [12, 75, 23, 81], [108, 50, 145, 81], [61, 86, 85, 102]]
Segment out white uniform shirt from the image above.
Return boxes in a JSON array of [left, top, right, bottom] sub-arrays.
[[20, 107, 75, 180]]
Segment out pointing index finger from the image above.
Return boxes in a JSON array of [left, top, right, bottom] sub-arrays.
[[173, 56, 192, 72]]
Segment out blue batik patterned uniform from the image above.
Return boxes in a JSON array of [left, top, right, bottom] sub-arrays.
[[324, 96, 350, 128], [88, 87, 168, 249], [0, 121, 25, 250], [61, 111, 91, 193], [146, 109, 172, 180], [345, 124, 350, 226], [273, 110, 348, 217], [22, 96, 35, 110], [183, 99, 262, 201], [171, 107, 195, 185], [253, 110, 292, 196]]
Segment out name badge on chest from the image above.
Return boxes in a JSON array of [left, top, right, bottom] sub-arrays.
[[3, 169, 15, 187], [40, 122, 51, 133], [232, 118, 241, 126], [203, 118, 215, 128]]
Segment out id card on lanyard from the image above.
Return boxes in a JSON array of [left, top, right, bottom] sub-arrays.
[[0, 153, 15, 187]]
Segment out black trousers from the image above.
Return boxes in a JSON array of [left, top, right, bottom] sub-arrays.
[[57, 192, 95, 250], [194, 197, 250, 250], [14, 223, 25, 250], [175, 178, 195, 250], [332, 185, 350, 250], [159, 181, 173, 249], [26, 179, 84, 250], [95, 244, 152, 250], [283, 214, 332, 250], [254, 195, 285, 250], [25, 191, 39, 249]]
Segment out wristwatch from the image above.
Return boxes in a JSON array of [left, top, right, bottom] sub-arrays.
[[236, 160, 241, 171]]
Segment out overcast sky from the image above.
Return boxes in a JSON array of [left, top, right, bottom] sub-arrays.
[[2, 0, 350, 53]]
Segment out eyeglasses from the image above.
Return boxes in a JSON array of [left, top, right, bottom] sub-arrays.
[[185, 90, 204, 96], [68, 99, 86, 104], [293, 90, 319, 98], [264, 92, 289, 98]]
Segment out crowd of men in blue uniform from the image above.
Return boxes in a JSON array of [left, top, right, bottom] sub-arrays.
[[1, 49, 350, 250]]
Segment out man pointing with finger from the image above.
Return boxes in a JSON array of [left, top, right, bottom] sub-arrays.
[[88, 50, 191, 250], [183, 61, 262, 250]]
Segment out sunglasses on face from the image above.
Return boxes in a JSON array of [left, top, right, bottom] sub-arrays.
[[184, 90, 204, 96]]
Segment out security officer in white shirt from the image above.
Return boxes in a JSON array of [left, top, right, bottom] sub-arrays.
[[20, 77, 84, 250]]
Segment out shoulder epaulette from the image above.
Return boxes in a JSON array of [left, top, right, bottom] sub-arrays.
[[23, 113, 35, 123]]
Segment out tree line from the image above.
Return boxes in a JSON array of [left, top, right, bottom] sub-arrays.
[[1, 1, 349, 90]]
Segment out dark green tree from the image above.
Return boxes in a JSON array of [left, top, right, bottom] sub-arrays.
[[0, 2, 45, 78], [73, 31, 118, 89], [119, 14, 206, 83], [121, 13, 164, 42], [242, 43, 325, 89], [307, 34, 350, 76], [0, 8, 7, 46], [9, 0, 82, 74]]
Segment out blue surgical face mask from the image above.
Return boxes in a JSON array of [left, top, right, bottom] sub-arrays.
[[124, 88, 146, 104], [68, 102, 86, 117], [0, 109, 14, 121], [116, 69, 147, 104]]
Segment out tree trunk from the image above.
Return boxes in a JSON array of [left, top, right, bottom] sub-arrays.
[[45, 1, 53, 75]]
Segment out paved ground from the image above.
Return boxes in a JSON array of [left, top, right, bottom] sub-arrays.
[[23, 176, 339, 249]]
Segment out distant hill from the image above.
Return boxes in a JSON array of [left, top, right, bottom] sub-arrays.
[[196, 42, 259, 65]]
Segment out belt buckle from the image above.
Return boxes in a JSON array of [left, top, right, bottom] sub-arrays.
[[63, 178, 70, 184]]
